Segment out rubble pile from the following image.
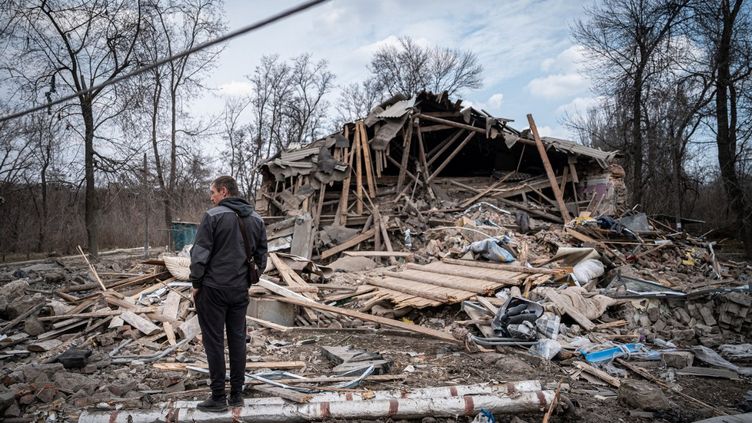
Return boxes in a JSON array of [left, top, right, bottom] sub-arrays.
[[0, 91, 751, 422]]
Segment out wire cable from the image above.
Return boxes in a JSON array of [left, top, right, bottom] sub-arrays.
[[0, 0, 329, 123]]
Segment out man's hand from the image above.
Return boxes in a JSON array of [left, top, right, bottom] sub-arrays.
[[192, 288, 200, 301]]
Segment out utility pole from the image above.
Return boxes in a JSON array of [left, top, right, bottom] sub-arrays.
[[143, 153, 149, 258]]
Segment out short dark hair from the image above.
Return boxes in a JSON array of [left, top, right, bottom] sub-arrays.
[[212, 175, 240, 197]]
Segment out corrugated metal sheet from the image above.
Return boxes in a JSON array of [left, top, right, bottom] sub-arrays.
[[542, 136, 619, 168], [376, 96, 416, 119]]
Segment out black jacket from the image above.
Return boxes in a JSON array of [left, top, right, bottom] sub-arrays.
[[189, 197, 268, 290]]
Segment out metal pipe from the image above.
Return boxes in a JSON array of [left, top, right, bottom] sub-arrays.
[[79, 386, 554, 422]]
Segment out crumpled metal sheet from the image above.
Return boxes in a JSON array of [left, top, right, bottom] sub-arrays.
[[371, 115, 409, 151], [376, 96, 416, 119]]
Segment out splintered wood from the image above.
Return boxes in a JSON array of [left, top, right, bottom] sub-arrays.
[[362, 261, 528, 309]]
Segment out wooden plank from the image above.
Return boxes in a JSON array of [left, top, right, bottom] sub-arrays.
[[268, 253, 319, 321], [270, 286, 460, 344], [367, 277, 453, 302], [559, 165, 569, 194], [105, 294, 179, 326], [344, 251, 413, 258], [359, 122, 377, 198], [405, 263, 520, 286], [254, 384, 312, 403], [335, 132, 355, 226], [573, 361, 621, 388], [527, 114, 571, 223], [246, 316, 291, 332], [290, 213, 313, 259], [544, 289, 595, 331], [382, 270, 496, 295], [415, 122, 435, 199], [27, 339, 63, 352], [419, 124, 454, 133], [38, 307, 157, 321], [0, 303, 45, 334], [323, 285, 376, 302], [77, 245, 107, 291], [395, 124, 413, 193], [354, 123, 364, 215], [374, 208, 397, 265], [255, 281, 332, 323], [178, 314, 200, 341], [415, 114, 487, 137], [426, 129, 464, 167], [320, 228, 377, 260], [442, 258, 568, 276], [120, 310, 161, 336], [163, 321, 177, 346], [476, 297, 499, 315], [459, 172, 515, 208], [36, 320, 88, 340], [162, 291, 182, 320], [426, 131, 475, 184]]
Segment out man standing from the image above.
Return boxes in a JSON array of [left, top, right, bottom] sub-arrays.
[[189, 176, 267, 412]]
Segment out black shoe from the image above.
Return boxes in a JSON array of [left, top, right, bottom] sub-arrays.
[[197, 395, 227, 412], [228, 392, 243, 407]]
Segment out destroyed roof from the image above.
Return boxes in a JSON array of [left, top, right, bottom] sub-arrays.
[[541, 136, 619, 169], [259, 91, 619, 184]]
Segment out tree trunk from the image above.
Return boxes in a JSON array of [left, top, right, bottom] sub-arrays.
[[37, 156, 48, 252], [630, 70, 644, 206], [82, 98, 99, 258], [716, 0, 752, 258]]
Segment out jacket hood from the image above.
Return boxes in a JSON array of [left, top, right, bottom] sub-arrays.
[[219, 197, 253, 217]]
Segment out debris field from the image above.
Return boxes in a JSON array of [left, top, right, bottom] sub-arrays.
[[1, 91, 751, 422]]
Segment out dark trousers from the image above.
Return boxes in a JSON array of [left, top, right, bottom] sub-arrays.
[[196, 285, 249, 397]]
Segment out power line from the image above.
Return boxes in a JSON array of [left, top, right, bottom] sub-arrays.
[[0, 0, 329, 123]]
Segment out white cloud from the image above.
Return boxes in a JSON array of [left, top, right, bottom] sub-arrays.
[[527, 45, 592, 99], [461, 92, 505, 115], [527, 73, 589, 99], [218, 80, 252, 97], [556, 96, 603, 116], [535, 125, 572, 139], [487, 93, 504, 110]]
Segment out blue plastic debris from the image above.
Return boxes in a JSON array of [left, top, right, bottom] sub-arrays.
[[582, 343, 643, 363]]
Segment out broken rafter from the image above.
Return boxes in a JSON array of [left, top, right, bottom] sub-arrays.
[[320, 228, 377, 260], [395, 123, 413, 194], [273, 295, 460, 344], [526, 114, 571, 223], [426, 131, 475, 184]]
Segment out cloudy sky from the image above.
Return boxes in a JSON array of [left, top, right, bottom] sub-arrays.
[[198, 0, 598, 139]]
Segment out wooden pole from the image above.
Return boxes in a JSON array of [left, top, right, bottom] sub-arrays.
[[395, 124, 413, 194], [426, 131, 475, 184], [526, 114, 571, 223], [77, 245, 107, 291], [354, 123, 364, 215], [358, 122, 377, 198]]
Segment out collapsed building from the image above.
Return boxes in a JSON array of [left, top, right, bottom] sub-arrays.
[[256, 91, 625, 258], [1, 91, 751, 422]]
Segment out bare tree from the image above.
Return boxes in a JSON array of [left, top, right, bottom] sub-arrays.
[[0, 0, 143, 257], [368, 36, 483, 98], [221, 95, 255, 197], [283, 54, 335, 148], [135, 0, 224, 231], [694, 0, 752, 256], [334, 79, 381, 128], [573, 0, 690, 205]]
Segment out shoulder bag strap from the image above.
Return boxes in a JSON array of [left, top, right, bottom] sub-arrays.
[[235, 212, 253, 264]]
